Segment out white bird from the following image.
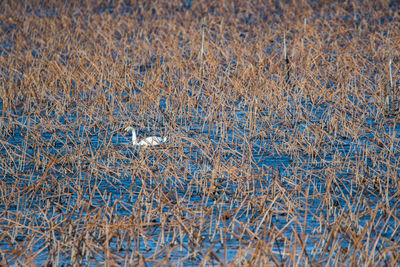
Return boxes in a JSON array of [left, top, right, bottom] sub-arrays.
[[124, 126, 167, 146]]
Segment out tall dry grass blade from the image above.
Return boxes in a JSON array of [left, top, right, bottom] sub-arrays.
[[200, 18, 206, 77]]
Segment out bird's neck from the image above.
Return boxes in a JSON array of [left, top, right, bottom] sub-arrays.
[[132, 129, 138, 145]]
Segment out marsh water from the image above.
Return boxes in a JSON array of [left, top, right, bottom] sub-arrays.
[[1, 89, 400, 265], [1, 1, 400, 265]]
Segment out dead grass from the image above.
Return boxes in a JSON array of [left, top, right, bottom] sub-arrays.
[[0, 0, 399, 265]]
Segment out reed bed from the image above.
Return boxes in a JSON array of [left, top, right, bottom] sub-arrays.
[[0, 0, 399, 265]]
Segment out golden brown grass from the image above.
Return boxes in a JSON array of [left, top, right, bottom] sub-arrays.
[[0, 0, 399, 265]]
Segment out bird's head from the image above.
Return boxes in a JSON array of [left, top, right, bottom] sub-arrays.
[[123, 126, 134, 136]]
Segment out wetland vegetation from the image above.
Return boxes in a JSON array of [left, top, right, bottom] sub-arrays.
[[0, 0, 399, 265]]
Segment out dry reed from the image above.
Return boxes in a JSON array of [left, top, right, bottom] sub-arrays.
[[0, 0, 399, 265]]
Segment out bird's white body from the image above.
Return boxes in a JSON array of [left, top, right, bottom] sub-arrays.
[[124, 126, 167, 146]]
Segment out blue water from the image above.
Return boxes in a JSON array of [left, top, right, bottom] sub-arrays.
[[1, 1, 400, 264], [1, 85, 399, 265]]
